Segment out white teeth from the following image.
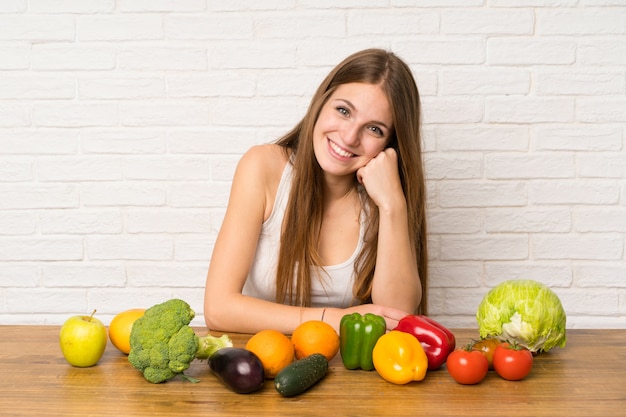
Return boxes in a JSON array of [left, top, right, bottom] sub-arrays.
[[330, 141, 354, 158]]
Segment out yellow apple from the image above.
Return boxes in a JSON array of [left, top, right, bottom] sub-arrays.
[[59, 310, 107, 367]]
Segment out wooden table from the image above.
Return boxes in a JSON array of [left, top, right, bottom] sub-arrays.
[[0, 326, 624, 416]]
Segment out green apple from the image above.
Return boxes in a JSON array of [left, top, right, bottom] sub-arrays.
[[59, 310, 107, 367]]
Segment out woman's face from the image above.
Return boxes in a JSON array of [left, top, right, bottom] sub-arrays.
[[312, 82, 393, 179]]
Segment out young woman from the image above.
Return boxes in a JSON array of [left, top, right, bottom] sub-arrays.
[[204, 48, 428, 334]]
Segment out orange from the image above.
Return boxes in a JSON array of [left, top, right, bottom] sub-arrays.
[[245, 329, 294, 379], [108, 309, 145, 354], [291, 320, 340, 361]]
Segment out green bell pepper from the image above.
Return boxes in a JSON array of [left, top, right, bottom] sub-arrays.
[[339, 313, 386, 371]]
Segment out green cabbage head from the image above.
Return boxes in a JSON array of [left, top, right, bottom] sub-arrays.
[[476, 279, 567, 353]]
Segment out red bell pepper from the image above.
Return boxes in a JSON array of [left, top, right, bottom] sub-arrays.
[[393, 315, 456, 370]]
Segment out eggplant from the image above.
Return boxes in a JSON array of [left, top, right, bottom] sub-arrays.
[[208, 347, 265, 394]]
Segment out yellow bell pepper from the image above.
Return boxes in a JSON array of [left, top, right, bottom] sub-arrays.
[[372, 330, 428, 384]]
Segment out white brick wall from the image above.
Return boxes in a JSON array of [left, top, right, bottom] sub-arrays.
[[0, 1, 624, 329]]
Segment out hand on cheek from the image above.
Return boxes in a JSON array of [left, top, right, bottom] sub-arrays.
[[356, 148, 402, 207]]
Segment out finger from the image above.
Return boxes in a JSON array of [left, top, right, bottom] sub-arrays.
[[383, 306, 411, 321], [356, 169, 363, 184], [385, 318, 399, 331], [384, 147, 397, 158]]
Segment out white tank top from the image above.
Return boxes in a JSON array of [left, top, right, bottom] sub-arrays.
[[242, 161, 364, 308]]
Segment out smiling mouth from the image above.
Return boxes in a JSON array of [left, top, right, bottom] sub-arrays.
[[329, 139, 355, 158]]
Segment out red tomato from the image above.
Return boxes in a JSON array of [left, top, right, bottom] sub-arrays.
[[446, 348, 489, 385], [471, 338, 501, 370], [493, 343, 533, 381]]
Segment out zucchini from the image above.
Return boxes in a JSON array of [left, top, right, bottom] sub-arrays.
[[274, 353, 329, 397]]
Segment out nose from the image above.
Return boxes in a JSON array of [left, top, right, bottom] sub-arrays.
[[342, 123, 360, 146]]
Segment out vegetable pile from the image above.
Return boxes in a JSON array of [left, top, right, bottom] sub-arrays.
[[128, 298, 233, 383], [122, 286, 565, 393], [476, 279, 567, 353], [128, 301, 332, 395], [126, 306, 458, 391], [339, 312, 456, 385], [442, 279, 567, 385], [446, 339, 534, 385]]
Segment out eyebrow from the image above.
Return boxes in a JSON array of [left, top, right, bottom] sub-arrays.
[[334, 98, 391, 131]]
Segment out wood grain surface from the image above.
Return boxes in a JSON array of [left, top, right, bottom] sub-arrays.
[[0, 326, 624, 416]]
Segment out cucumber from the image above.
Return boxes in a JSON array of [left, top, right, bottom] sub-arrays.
[[274, 353, 329, 397]]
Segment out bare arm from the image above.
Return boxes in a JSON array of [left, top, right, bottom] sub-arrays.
[[204, 145, 299, 333], [356, 148, 422, 313]]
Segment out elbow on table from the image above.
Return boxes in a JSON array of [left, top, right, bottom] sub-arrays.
[[203, 298, 236, 332], [203, 302, 221, 331]]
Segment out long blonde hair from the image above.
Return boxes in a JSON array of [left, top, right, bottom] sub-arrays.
[[274, 49, 428, 315]]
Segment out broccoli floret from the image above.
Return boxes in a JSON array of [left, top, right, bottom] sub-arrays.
[[168, 326, 199, 373], [128, 298, 233, 383]]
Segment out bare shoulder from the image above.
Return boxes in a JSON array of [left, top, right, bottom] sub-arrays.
[[236, 144, 289, 184], [232, 144, 290, 220]]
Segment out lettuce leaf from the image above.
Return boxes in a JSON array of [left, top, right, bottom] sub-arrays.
[[476, 279, 567, 352]]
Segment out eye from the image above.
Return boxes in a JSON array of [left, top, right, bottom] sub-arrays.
[[336, 106, 350, 117], [368, 125, 384, 137]]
